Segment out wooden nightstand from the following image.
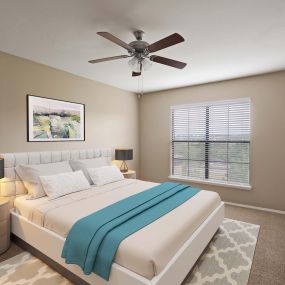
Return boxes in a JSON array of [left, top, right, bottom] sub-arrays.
[[122, 170, 136, 179], [0, 198, 10, 254]]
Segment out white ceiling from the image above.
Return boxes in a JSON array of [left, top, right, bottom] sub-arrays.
[[0, 0, 285, 93]]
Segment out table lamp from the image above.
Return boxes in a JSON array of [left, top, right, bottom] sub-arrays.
[[0, 158, 4, 179], [115, 149, 133, 173]]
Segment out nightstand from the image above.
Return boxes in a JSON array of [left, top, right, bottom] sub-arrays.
[[0, 198, 10, 254], [122, 170, 136, 179]]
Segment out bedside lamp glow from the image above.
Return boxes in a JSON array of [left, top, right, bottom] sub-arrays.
[[115, 149, 133, 173]]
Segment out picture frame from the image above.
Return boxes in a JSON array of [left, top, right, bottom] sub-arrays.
[[27, 95, 85, 142]]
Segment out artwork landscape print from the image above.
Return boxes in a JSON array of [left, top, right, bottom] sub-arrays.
[[27, 95, 85, 141]]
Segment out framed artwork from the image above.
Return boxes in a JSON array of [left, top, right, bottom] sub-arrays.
[[27, 95, 85, 142]]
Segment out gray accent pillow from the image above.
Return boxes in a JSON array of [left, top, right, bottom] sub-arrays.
[[15, 161, 73, 199], [69, 157, 109, 185]]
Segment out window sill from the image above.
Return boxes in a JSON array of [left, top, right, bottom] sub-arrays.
[[168, 175, 252, 191]]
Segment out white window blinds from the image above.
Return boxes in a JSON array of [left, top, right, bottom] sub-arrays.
[[170, 98, 251, 186]]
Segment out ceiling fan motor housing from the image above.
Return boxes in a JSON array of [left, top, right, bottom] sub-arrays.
[[129, 41, 149, 57], [128, 30, 150, 57]]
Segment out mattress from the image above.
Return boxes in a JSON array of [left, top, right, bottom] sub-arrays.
[[14, 179, 221, 279]]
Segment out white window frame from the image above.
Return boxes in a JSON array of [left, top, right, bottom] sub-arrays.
[[169, 98, 252, 190]]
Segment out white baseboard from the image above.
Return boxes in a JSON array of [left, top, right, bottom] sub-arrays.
[[224, 201, 285, 215]]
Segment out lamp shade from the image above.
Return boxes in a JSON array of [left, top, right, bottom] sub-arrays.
[[0, 158, 4, 179], [115, 149, 133, 161]]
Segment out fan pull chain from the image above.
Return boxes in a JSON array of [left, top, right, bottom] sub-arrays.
[[141, 69, 144, 97], [137, 70, 144, 99], [137, 74, 140, 99]]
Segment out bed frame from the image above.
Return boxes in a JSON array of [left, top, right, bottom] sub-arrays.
[[1, 149, 224, 285]]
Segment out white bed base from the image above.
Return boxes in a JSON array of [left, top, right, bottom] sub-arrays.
[[11, 202, 224, 285]]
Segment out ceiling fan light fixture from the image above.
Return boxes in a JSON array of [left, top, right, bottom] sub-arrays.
[[128, 57, 140, 72], [128, 57, 152, 72], [141, 58, 152, 71]]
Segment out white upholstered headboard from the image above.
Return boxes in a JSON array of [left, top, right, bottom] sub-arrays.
[[0, 148, 112, 199]]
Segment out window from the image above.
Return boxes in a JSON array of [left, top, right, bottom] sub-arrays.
[[170, 98, 251, 188]]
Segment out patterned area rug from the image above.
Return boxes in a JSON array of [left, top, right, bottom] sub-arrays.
[[184, 219, 260, 285], [0, 252, 70, 285], [0, 219, 259, 285]]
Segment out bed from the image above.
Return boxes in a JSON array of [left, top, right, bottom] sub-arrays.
[[0, 149, 224, 285]]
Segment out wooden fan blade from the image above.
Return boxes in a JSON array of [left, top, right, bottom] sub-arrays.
[[150, 55, 187, 69], [147, 33, 185, 53], [132, 71, 141, 76], [88, 55, 130, 64], [97, 32, 134, 52]]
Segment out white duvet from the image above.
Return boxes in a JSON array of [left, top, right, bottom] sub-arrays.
[[14, 179, 221, 279]]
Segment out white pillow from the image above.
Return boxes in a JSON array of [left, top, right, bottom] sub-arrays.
[[15, 161, 73, 199], [69, 157, 110, 185], [40, 170, 90, 200], [88, 165, 124, 186]]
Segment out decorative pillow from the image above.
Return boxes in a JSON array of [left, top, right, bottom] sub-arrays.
[[87, 165, 124, 186], [15, 161, 73, 199], [69, 157, 110, 185], [40, 170, 90, 200]]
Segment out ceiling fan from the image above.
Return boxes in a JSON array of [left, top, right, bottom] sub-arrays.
[[88, 30, 187, 77]]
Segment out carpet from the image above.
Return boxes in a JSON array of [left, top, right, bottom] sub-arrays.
[[0, 219, 259, 285]]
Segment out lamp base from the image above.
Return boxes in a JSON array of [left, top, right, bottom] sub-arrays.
[[120, 161, 128, 173]]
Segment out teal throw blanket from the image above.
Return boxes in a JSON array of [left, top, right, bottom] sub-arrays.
[[62, 182, 200, 280]]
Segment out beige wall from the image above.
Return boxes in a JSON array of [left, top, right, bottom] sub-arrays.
[[0, 52, 139, 171], [140, 71, 285, 211], [1, 50, 284, 210]]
